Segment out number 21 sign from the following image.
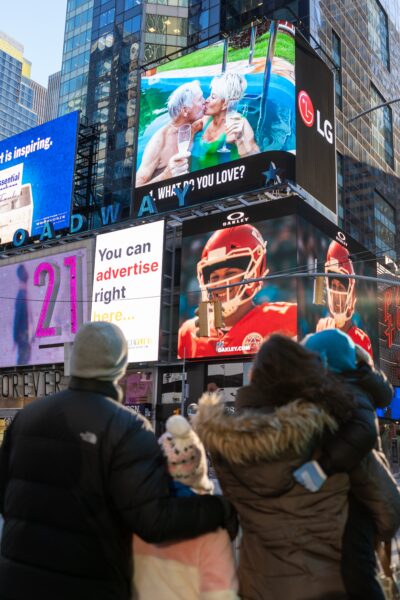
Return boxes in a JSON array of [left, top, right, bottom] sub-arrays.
[[0, 248, 88, 368]]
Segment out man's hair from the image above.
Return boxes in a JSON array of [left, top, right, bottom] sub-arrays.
[[210, 72, 247, 103], [167, 80, 202, 119]]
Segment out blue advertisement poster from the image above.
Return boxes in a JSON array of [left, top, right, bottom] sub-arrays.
[[0, 111, 79, 244]]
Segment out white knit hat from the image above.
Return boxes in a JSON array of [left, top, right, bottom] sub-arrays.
[[159, 415, 214, 494], [70, 322, 128, 382]]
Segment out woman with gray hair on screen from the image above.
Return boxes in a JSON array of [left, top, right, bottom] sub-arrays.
[[191, 72, 259, 171]]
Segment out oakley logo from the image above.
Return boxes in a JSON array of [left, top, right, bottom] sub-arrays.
[[336, 231, 348, 246], [223, 211, 249, 227]]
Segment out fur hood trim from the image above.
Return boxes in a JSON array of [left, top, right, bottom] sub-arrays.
[[193, 392, 338, 465]]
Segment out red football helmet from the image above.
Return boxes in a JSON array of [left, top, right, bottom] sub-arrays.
[[197, 225, 268, 317], [325, 240, 356, 327]]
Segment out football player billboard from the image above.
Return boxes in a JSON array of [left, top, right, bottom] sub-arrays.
[[134, 21, 296, 216], [178, 206, 298, 359], [297, 217, 378, 359], [0, 112, 79, 245]]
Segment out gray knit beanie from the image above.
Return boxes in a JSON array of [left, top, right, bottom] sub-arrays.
[[70, 322, 128, 382]]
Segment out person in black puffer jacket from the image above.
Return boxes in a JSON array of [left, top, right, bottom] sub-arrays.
[[303, 329, 397, 600], [0, 322, 235, 600]]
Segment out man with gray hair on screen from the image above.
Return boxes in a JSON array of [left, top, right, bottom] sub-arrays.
[[136, 80, 205, 187]]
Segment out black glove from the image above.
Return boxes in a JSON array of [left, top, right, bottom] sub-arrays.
[[217, 496, 238, 541]]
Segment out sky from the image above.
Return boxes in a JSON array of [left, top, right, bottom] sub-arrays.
[[1, 0, 68, 87]]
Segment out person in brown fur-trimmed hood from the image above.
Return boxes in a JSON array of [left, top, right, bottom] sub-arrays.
[[193, 334, 354, 600]]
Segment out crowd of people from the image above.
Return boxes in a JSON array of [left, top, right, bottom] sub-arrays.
[[1, 321, 400, 599]]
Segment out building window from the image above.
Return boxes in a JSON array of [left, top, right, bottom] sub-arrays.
[[374, 192, 396, 260], [337, 152, 344, 227], [125, 0, 142, 8], [95, 82, 111, 101], [99, 8, 115, 29], [331, 30, 342, 110], [368, 0, 390, 70], [124, 15, 141, 37], [145, 14, 188, 36], [371, 84, 394, 169]]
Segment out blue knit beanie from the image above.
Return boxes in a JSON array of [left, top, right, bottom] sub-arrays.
[[302, 329, 357, 373]]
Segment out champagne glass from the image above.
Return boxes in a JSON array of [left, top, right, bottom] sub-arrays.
[[218, 100, 240, 153], [239, 103, 249, 120], [177, 124, 191, 155]]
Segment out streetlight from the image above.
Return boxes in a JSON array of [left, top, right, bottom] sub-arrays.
[[348, 97, 400, 123]]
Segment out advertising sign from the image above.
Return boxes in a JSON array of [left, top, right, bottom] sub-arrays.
[[295, 35, 336, 213], [297, 217, 378, 359], [134, 23, 336, 219], [134, 21, 296, 215], [0, 246, 88, 368], [178, 205, 298, 359], [91, 221, 165, 362], [0, 111, 79, 244], [376, 264, 400, 389]]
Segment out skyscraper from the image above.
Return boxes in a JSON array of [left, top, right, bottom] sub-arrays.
[[44, 71, 61, 122], [59, 0, 203, 217], [58, 0, 400, 260], [0, 32, 38, 140], [30, 80, 47, 125], [197, 0, 400, 261]]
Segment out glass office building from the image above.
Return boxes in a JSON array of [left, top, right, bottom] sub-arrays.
[[58, 0, 400, 259], [59, 0, 196, 216], [203, 0, 400, 260], [308, 0, 399, 261], [0, 32, 38, 140]]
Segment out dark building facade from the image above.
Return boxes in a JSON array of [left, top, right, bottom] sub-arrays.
[[2, 0, 400, 432], [58, 1, 400, 263], [59, 0, 200, 218], [309, 0, 400, 266], [217, 0, 400, 263]]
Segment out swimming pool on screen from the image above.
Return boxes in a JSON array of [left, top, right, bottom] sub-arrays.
[[136, 72, 296, 173]]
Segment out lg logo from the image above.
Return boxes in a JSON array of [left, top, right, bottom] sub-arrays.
[[298, 91, 314, 127], [298, 90, 333, 144]]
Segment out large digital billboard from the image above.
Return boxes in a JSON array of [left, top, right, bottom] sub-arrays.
[[295, 35, 336, 213], [178, 206, 298, 359], [91, 221, 165, 362], [0, 246, 89, 368], [134, 23, 336, 218], [0, 111, 79, 244], [178, 198, 379, 362], [134, 21, 296, 215], [297, 218, 378, 359]]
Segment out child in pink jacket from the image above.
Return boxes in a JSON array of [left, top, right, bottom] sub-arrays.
[[133, 415, 239, 600]]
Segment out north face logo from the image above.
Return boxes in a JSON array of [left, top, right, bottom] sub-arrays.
[[80, 431, 97, 445]]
